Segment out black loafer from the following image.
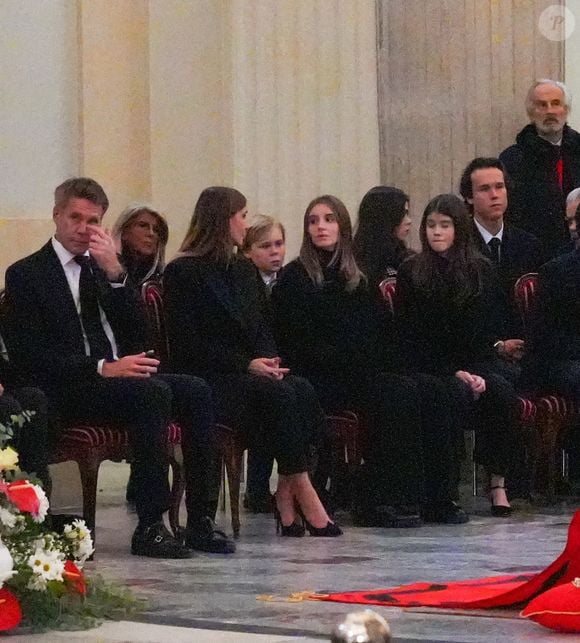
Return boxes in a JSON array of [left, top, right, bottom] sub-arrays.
[[422, 501, 469, 525], [131, 522, 192, 559], [185, 517, 236, 554]]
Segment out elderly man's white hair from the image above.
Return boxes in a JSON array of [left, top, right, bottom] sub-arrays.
[[526, 79, 572, 117], [567, 187, 580, 205]]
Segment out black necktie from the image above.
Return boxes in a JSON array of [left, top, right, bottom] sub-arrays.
[[488, 237, 501, 265], [74, 256, 113, 359]]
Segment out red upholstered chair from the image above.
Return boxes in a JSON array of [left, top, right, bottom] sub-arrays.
[[50, 422, 183, 542], [513, 273, 577, 499], [0, 288, 183, 546], [141, 280, 246, 538]]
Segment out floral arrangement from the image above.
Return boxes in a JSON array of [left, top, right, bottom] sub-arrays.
[[0, 411, 142, 632]]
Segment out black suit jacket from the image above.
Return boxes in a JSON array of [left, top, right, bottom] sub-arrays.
[[471, 221, 542, 292], [4, 241, 146, 391], [471, 221, 542, 336], [531, 249, 580, 361], [163, 255, 277, 378]]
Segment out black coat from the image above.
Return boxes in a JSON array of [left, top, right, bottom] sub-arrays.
[[3, 241, 146, 391], [531, 248, 580, 361], [500, 123, 580, 261], [394, 255, 506, 376], [272, 259, 394, 381], [163, 255, 277, 378]]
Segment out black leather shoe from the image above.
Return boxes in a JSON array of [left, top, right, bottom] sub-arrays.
[[131, 522, 192, 559], [185, 517, 236, 554], [353, 505, 422, 528], [422, 501, 469, 525]]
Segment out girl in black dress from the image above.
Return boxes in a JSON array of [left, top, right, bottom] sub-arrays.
[[395, 194, 519, 516], [164, 187, 341, 537], [353, 186, 413, 286], [274, 195, 467, 525]]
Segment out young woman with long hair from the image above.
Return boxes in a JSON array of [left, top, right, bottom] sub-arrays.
[[163, 187, 341, 537], [353, 186, 413, 286], [273, 195, 468, 526], [395, 194, 520, 516]]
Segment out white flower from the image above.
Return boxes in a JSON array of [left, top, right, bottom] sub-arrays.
[[27, 574, 47, 591], [27, 547, 65, 583], [64, 519, 94, 566], [0, 506, 17, 529], [30, 484, 49, 523], [0, 536, 14, 588]]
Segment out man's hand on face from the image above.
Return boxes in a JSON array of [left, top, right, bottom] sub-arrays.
[[86, 225, 125, 281]]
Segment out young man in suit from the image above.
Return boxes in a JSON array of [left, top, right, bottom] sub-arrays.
[[4, 178, 234, 558]]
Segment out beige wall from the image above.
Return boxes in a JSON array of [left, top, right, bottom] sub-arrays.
[[0, 0, 80, 275], [377, 0, 563, 250], [230, 0, 380, 259], [0, 0, 378, 279]]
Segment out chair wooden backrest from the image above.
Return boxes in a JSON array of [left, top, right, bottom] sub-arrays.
[[513, 272, 539, 335], [141, 280, 170, 364], [378, 277, 397, 315]]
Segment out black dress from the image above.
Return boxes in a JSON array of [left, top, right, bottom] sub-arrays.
[[163, 254, 323, 476], [273, 256, 461, 508], [395, 254, 520, 476]]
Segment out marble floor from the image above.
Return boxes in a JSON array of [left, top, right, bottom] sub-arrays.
[[20, 461, 580, 642]]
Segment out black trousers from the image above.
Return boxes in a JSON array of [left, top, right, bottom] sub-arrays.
[[0, 386, 50, 488], [446, 367, 520, 477], [50, 373, 216, 526], [208, 373, 324, 476], [311, 370, 460, 508]]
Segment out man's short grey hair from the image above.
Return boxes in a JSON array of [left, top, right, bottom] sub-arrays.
[[525, 79, 572, 116], [567, 187, 580, 205]]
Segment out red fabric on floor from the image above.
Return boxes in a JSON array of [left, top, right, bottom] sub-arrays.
[[314, 511, 580, 610]]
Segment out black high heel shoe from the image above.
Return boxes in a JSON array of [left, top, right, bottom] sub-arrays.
[[295, 507, 343, 537], [303, 519, 343, 537], [490, 485, 512, 517], [274, 507, 305, 537]]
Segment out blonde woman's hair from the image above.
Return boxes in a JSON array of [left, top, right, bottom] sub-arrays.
[[112, 202, 169, 282]]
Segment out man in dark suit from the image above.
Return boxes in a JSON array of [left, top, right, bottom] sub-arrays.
[[4, 177, 234, 558], [459, 157, 543, 388]]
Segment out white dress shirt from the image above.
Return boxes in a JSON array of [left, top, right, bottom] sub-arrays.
[[474, 218, 504, 246], [51, 237, 119, 369]]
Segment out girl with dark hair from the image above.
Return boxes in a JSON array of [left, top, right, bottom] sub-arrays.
[[353, 186, 413, 285], [273, 195, 467, 526], [395, 194, 520, 516], [164, 187, 341, 537], [112, 203, 169, 286]]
